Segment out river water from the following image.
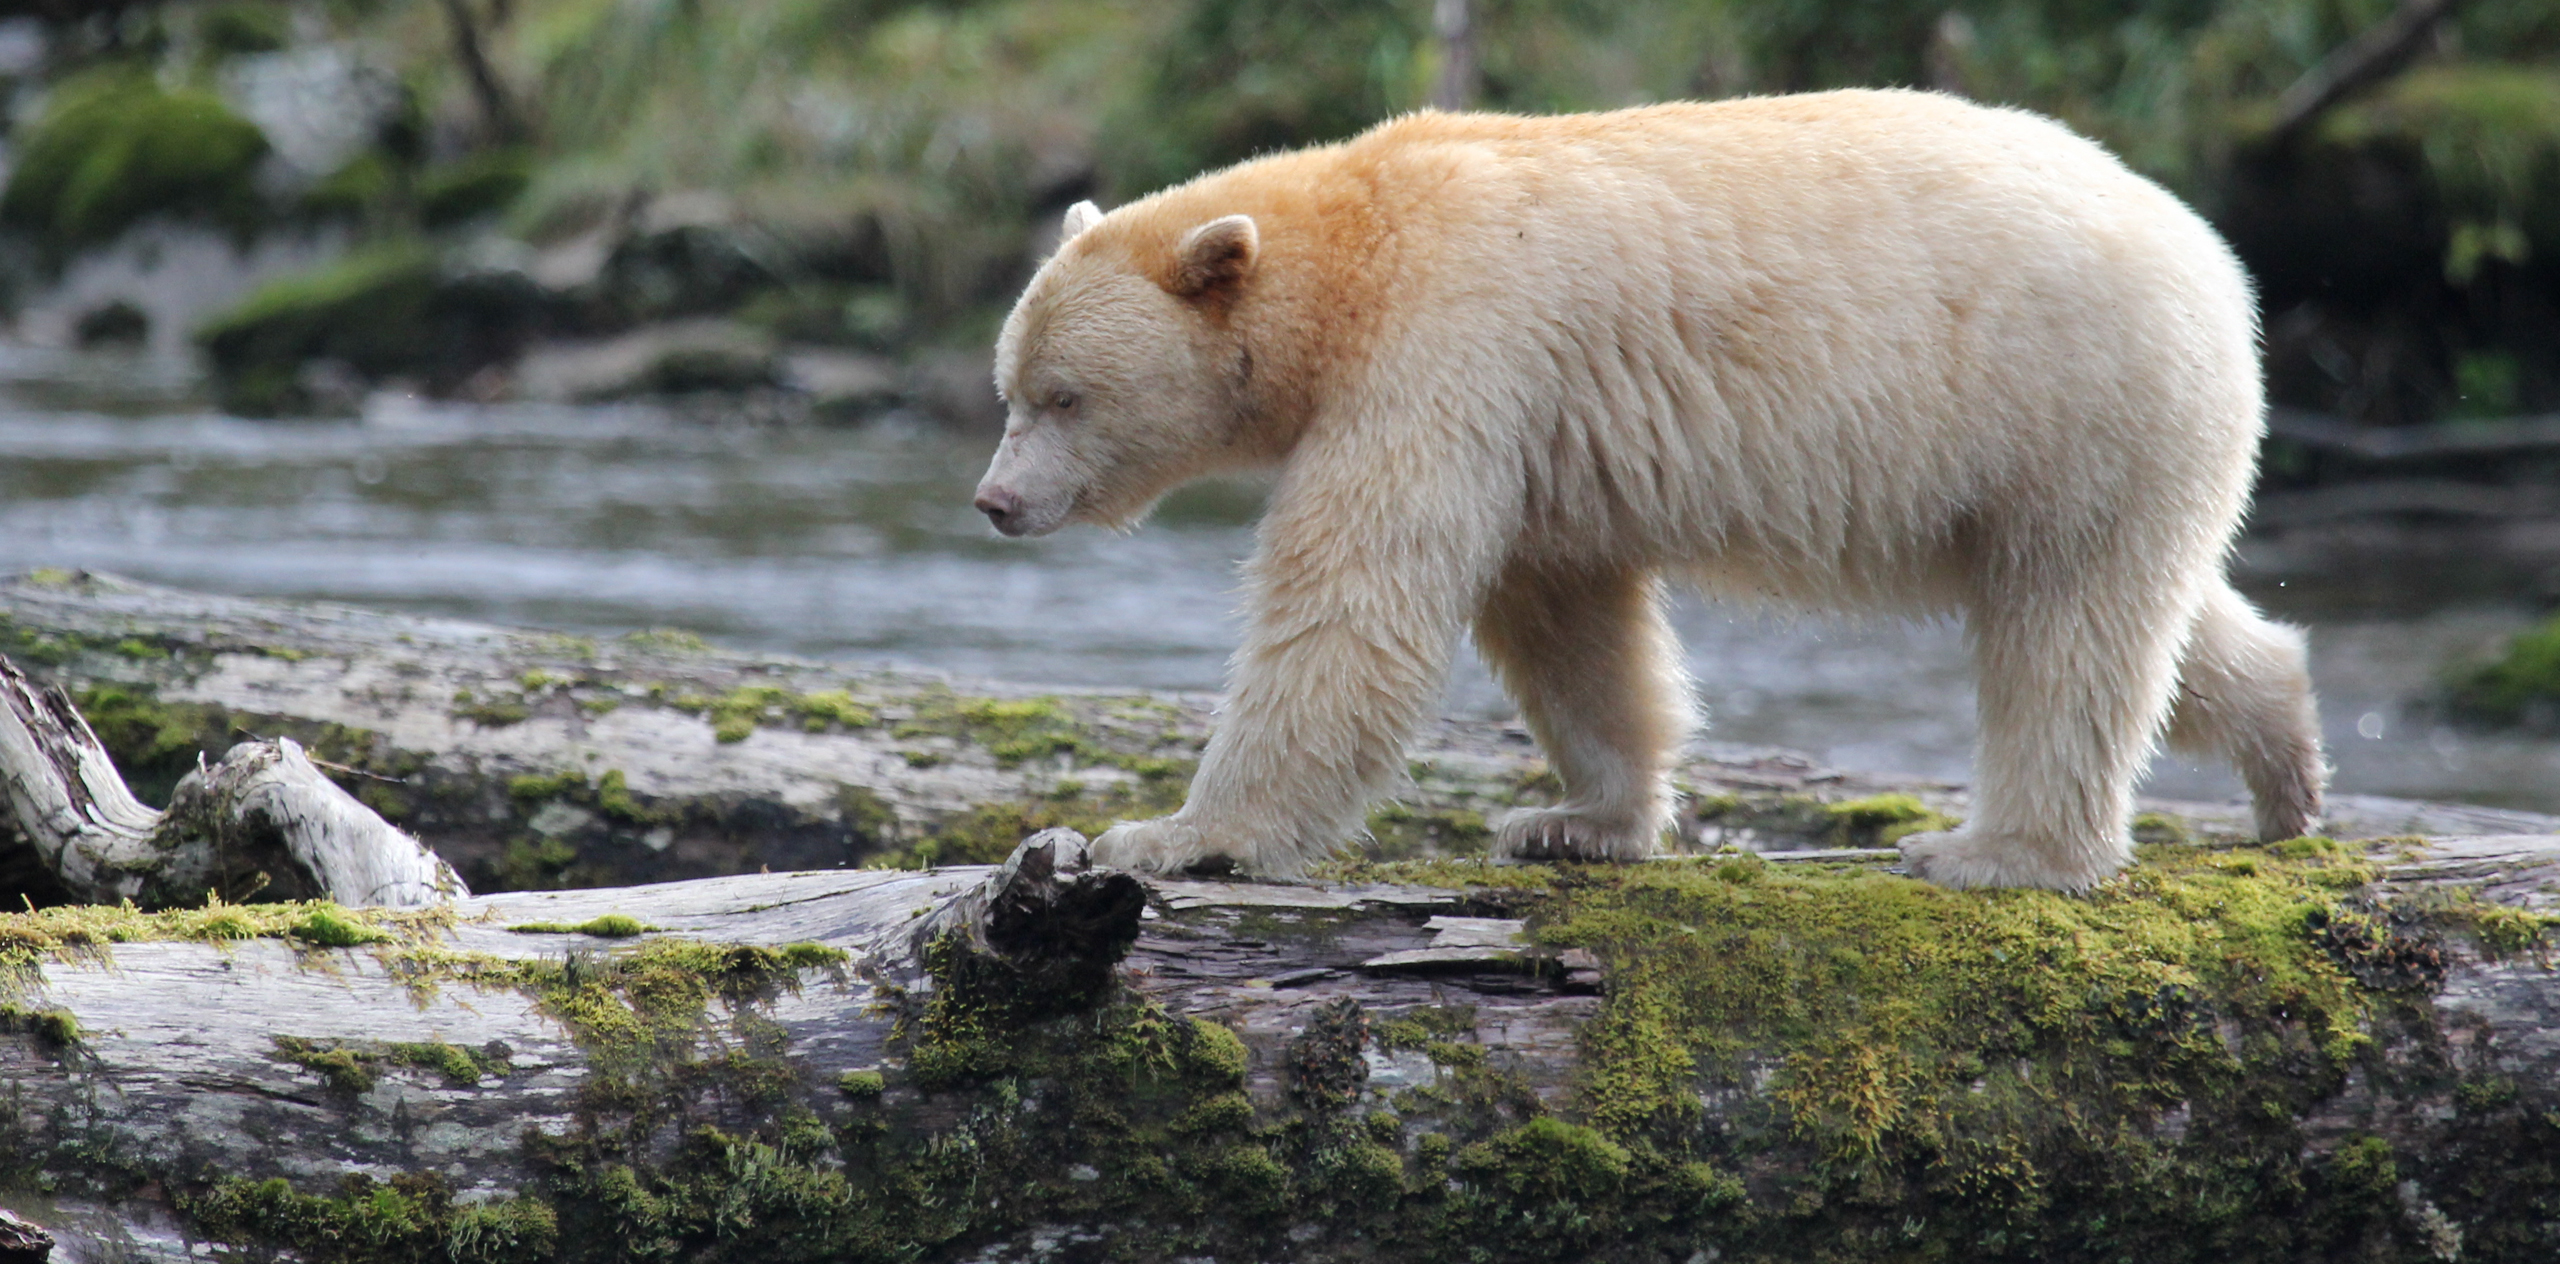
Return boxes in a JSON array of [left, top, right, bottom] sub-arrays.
[[2, 344, 2553, 813]]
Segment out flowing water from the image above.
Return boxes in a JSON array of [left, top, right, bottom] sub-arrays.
[[2, 343, 2554, 813]]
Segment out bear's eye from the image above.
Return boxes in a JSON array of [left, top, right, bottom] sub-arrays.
[[1050, 390, 1078, 413]]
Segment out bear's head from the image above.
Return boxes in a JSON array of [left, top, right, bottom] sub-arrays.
[[973, 199, 1263, 537]]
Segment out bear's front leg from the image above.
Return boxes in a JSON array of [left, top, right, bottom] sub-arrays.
[[1089, 594, 1462, 876], [1090, 444, 1504, 878]]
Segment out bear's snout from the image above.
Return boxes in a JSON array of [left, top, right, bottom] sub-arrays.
[[974, 485, 1026, 535]]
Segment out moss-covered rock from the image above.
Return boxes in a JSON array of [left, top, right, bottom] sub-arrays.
[[2448, 612, 2560, 729], [0, 68, 270, 251], [2321, 65, 2560, 281], [194, 241, 547, 415]]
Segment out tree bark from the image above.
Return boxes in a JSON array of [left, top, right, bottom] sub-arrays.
[[436, 0, 524, 144], [1431, 0, 1478, 112], [2266, 0, 2463, 149]]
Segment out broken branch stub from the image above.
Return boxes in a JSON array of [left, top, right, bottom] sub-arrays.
[[899, 827, 1146, 1005], [0, 653, 463, 908]]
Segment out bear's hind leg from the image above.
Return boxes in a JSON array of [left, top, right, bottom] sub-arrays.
[[2164, 581, 2327, 841], [1474, 563, 1694, 862], [1902, 574, 2190, 891]]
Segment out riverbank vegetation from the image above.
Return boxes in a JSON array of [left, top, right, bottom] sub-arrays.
[[2, 1, 2556, 423]]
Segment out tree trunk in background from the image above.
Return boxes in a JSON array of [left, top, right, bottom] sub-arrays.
[[2267, 0, 2464, 149], [437, 0, 524, 144], [1432, 0, 1478, 112]]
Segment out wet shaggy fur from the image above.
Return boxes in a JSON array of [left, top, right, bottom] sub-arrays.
[[972, 89, 2326, 890]]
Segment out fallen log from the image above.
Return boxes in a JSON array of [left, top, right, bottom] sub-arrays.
[[1, 826, 2555, 1263], [5, 572, 2560, 1259], [4, 569, 2543, 905]]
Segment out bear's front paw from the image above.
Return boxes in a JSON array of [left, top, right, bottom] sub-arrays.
[[1897, 829, 2121, 892], [1495, 806, 1660, 863], [1092, 816, 1229, 875]]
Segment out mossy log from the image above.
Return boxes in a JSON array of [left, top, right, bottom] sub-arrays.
[[1, 826, 2556, 1263], [4, 569, 2547, 907]]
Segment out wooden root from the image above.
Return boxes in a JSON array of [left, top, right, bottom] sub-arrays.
[[0, 655, 464, 909]]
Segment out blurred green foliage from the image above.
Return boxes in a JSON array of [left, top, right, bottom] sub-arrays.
[[0, 68, 269, 249], [11, 0, 2560, 415]]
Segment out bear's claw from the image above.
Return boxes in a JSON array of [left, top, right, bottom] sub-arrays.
[[1494, 806, 1659, 863], [1092, 816, 1236, 875]]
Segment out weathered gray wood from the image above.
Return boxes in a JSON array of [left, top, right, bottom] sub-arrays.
[[0, 833, 1154, 1261], [1, 655, 463, 908], [3, 824, 2556, 1261], [6, 569, 2546, 898]]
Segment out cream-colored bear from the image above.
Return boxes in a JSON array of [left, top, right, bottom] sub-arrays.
[[972, 90, 2325, 890]]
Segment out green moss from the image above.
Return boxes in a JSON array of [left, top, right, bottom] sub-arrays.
[[863, 775, 1186, 871], [1455, 1117, 1629, 1203], [621, 629, 710, 654], [1317, 856, 1560, 892], [652, 683, 877, 744], [1691, 791, 1745, 820], [70, 684, 232, 803], [507, 915, 658, 938], [508, 770, 589, 801], [196, 242, 440, 416], [271, 1035, 383, 1093], [417, 148, 532, 229], [1821, 792, 1958, 846], [790, 690, 875, 731], [2322, 65, 2560, 281], [292, 905, 395, 948], [493, 837, 581, 891], [450, 689, 534, 728], [2131, 811, 2194, 844], [592, 770, 662, 826], [30, 831, 2543, 1263], [1365, 804, 1493, 860], [186, 1172, 558, 1264], [893, 692, 1116, 770], [273, 1034, 511, 1093], [0, 900, 445, 995], [0, 68, 269, 249], [0, 1002, 82, 1049], [2449, 612, 2560, 728]]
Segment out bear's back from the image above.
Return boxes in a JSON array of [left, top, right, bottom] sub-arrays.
[[1294, 91, 2263, 600]]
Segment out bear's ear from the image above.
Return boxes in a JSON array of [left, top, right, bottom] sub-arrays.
[[1166, 214, 1258, 299], [1060, 200, 1103, 240]]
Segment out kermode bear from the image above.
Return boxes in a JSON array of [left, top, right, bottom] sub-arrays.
[[972, 90, 2326, 890]]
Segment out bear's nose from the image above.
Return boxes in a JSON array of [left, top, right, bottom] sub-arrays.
[[974, 486, 1022, 529]]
